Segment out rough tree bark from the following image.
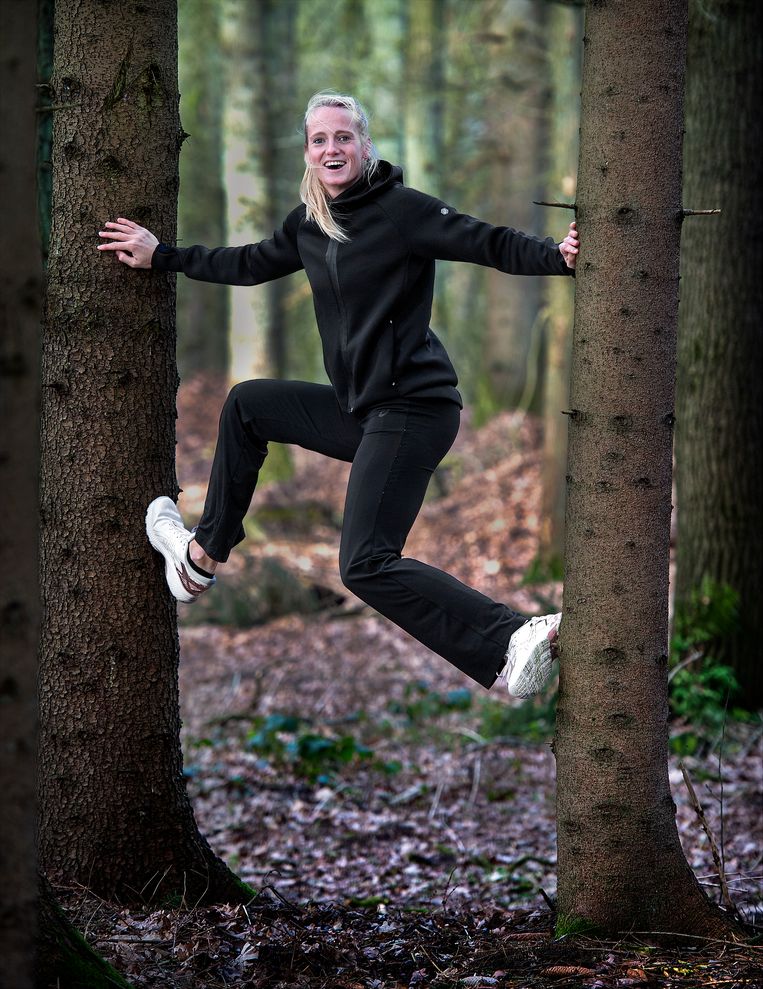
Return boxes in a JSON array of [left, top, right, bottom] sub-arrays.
[[176, 0, 230, 378], [38, 0, 250, 904], [675, 0, 763, 707], [0, 5, 43, 983], [555, 0, 740, 936]]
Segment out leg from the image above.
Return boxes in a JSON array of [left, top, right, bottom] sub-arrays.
[[194, 379, 361, 562], [338, 399, 527, 689]]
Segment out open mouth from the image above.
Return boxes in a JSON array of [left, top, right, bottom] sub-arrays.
[[324, 160, 346, 171]]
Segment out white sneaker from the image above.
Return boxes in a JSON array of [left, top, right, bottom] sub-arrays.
[[145, 497, 215, 604], [499, 613, 561, 698]]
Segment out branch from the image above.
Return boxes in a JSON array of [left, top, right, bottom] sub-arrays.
[[533, 200, 576, 210], [682, 208, 722, 216], [36, 102, 82, 113], [679, 761, 739, 918]]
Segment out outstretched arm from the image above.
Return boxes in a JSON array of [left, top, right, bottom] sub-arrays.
[[558, 220, 579, 269], [98, 213, 304, 286], [97, 218, 158, 267]]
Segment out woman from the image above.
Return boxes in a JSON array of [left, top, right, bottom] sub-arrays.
[[98, 92, 579, 698]]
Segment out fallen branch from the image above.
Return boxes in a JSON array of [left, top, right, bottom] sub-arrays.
[[679, 761, 739, 918]]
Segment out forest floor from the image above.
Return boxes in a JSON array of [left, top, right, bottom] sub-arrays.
[[58, 375, 762, 989]]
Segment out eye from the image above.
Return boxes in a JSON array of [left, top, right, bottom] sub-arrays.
[[338, 134, 352, 142], [312, 137, 325, 145]]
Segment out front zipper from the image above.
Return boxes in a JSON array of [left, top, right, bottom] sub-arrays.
[[326, 239, 355, 411]]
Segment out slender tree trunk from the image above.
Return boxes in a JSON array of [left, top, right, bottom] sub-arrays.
[[538, 3, 582, 574], [246, 0, 299, 380], [38, 0, 249, 904], [483, 0, 547, 411], [340, 0, 372, 94], [555, 0, 739, 936], [0, 5, 43, 983], [176, 0, 229, 378], [674, 0, 763, 706]]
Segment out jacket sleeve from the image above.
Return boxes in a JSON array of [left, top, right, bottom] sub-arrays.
[[151, 208, 304, 285], [390, 189, 573, 277]]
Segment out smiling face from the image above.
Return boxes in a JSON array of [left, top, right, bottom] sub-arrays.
[[305, 106, 368, 199]]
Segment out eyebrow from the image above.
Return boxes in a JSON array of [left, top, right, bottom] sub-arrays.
[[309, 129, 354, 138]]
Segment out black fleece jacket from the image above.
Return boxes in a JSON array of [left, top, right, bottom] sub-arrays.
[[152, 161, 573, 415]]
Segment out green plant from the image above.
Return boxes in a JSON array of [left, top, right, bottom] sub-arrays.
[[478, 688, 557, 742], [387, 680, 472, 723], [668, 578, 742, 754], [521, 554, 564, 586], [246, 712, 373, 781]]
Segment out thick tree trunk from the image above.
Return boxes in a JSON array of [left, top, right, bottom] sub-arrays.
[[555, 0, 738, 936], [176, 0, 230, 378], [674, 0, 763, 707], [0, 5, 42, 984], [38, 0, 249, 904]]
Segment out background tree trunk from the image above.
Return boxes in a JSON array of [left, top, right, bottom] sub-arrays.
[[555, 0, 738, 936], [483, 0, 548, 412], [674, 0, 763, 707], [176, 0, 230, 378], [36, 0, 54, 267], [246, 0, 299, 380], [0, 3, 42, 983], [537, 2, 582, 576], [38, 0, 249, 904]]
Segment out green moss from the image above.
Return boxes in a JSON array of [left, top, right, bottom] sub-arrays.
[[554, 913, 598, 938], [38, 907, 134, 988]]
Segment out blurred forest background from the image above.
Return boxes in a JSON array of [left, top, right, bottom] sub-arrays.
[[175, 0, 579, 415]]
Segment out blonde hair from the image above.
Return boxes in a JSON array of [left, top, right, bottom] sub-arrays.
[[300, 92, 379, 243]]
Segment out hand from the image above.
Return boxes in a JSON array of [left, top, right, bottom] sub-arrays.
[[559, 219, 579, 269], [97, 218, 158, 268]]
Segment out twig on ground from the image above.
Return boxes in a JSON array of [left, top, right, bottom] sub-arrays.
[[429, 778, 445, 819], [467, 753, 482, 808]]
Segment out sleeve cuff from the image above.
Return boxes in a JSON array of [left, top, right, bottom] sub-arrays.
[[151, 243, 183, 272]]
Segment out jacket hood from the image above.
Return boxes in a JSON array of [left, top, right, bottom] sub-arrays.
[[331, 160, 403, 209]]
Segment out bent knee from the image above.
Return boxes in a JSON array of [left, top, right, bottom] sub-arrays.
[[339, 552, 398, 595]]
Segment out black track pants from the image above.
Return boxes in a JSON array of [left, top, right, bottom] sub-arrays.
[[194, 379, 526, 688]]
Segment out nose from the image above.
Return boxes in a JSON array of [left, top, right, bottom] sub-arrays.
[[326, 134, 340, 155]]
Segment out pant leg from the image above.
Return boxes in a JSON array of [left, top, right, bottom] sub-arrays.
[[195, 379, 361, 562], [338, 399, 526, 689]]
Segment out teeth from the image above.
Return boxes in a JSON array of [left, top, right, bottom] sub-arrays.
[[325, 161, 345, 169]]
